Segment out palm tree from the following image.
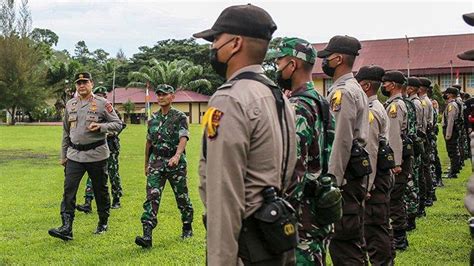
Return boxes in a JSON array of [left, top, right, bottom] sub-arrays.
[[127, 59, 211, 93]]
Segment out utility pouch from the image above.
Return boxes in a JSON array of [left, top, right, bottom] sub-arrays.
[[402, 135, 414, 158], [346, 140, 372, 179], [378, 138, 396, 171]]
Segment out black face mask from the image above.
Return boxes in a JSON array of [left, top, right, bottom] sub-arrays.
[[210, 38, 236, 78], [321, 57, 337, 77], [276, 61, 295, 90], [381, 85, 390, 97], [443, 94, 448, 100]]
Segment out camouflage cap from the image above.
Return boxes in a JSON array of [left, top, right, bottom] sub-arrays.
[[93, 86, 109, 95], [155, 84, 175, 94], [267, 37, 316, 64]]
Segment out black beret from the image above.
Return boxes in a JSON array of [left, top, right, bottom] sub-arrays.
[[193, 4, 276, 42], [463, 12, 474, 26], [452, 84, 462, 90], [317, 35, 361, 58], [418, 77, 432, 87], [355, 65, 385, 82], [444, 87, 459, 95], [382, 71, 406, 85], [406, 77, 421, 87]]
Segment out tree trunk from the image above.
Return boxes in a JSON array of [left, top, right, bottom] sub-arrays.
[[7, 106, 16, 125]]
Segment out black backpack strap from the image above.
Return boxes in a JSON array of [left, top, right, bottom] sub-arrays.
[[291, 91, 331, 175], [231, 72, 290, 194]]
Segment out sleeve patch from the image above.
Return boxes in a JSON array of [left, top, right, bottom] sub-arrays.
[[331, 89, 342, 112], [105, 102, 113, 113], [202, 107, 224, 139], [389, 103, 397, 118]]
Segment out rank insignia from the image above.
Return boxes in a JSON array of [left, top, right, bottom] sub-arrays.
[[331, 89, 342, 112], [448, 104, 453, 112], [105, 102, 113, 113], [202, 107, 223, 139], [389, 103, 397, 118]]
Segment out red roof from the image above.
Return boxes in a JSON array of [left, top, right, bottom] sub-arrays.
[[106, 88, 210, 104], [312, 33, 474, 78]]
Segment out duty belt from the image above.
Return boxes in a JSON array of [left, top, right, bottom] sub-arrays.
[[69, 139, 106, 151], [152, 147, 176, 158]]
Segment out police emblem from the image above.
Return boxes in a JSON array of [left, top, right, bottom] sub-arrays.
[[331, 89, 342, 112], [389, 103, 397, 118], [202, 107, 223, 139]]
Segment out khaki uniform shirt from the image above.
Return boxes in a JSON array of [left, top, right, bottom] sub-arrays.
[[409, 94, 424, 133], [61, 94, 122, 163], [419, 94, 434, 130], [367, 95, 390, 191], [443, 100, 459, 140], [385, 93, 407, 166], [198, 65, 297, 265], [326, 73, 369, 186]]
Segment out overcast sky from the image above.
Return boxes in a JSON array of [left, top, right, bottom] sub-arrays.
[[28, 0, 473, 58]]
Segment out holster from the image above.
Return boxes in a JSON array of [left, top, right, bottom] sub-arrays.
[[377, 139, 396, 171], [346, 140, 372, 179]]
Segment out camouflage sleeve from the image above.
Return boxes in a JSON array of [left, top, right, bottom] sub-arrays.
[[61, 108, 70, 160], [146, 119, 152, 141], [178, 112, 190, 140]]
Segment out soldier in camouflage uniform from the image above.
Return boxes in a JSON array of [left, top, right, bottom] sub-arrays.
[[76, 86, 126, 213], [404, 77, 423, 231], [270, 37, 335, 265], [453, 85, 468, 166], [135, 84, 194, 248], [430, 98, 443, 187]]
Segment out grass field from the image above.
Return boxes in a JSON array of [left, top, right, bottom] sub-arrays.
[[0, 124, 472, 265]]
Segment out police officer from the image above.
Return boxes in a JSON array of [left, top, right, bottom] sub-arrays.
[[76, 86, 126, 213], [48, 72, 122, 240], [405, 77, 423, 230], [270, 37, 336, 265], [194, 4, 297, 265], [381, 71, 411, 250], [135, 84, 194, 248], [317, 35, 369, 265], [355, 65, 395, 265], [418, 77, 435, 211], [443, 87, 462, 179]]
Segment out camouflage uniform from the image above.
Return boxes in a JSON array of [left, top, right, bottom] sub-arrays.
[[286, 82, 335, 265], [140, 108, 193, 228], [83, 108, 125, 201]]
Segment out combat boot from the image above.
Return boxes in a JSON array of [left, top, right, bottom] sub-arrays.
[[94, 216, 108, 234], [111, 197, 121, 209], [393, 229, 408, 251], [406, 215, 417, 231], [425, 198, 433, 207], [135, 224, 153, 248], [181, 223, 193, 239], [76, 197, 93, 213], [48, 213, 74, 241]]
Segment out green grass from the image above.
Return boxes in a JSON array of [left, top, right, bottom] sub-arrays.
[[0, 125, 472, 265]]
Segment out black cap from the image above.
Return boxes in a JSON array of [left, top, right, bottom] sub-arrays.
[[355, 65, 385, 82], [192, 4, 277, 42], [463, 12, 474, 26], [457, 49, 474, 61], [317, 35, 361, 58], [452, 84, 462, 90], [418, 77, 432, 88], [382, 71, 406, 85], [74, 72, 92, 83], [406, 77, 421, 87], [444, 87, 459, 95]]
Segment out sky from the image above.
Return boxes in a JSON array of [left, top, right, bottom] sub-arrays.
[[28, 0, 474, 58]]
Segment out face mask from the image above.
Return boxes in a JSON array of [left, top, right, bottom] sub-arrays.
[[321, 57, 337, 77], [210, 38, 236, 78], [276, 61, 295, 90], [443, 94, 448, 100], [381, 85, 390, 97]]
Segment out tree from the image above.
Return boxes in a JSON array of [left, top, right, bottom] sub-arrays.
[[30, 28, 58, 46], [74, 40, 91, 65], [127, 59, 211, 94], [122, 99, 135, 123], [46, 59, 80, 119]]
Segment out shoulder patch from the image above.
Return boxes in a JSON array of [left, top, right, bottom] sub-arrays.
[[389, 103, 397, 118], [421, 100, 427, 107], [331, 89, 342, 112], [369, 110, 375, 123], [448, 104, 453, 112], [105, 102, 113, 113], [202, 107, 224, 139]]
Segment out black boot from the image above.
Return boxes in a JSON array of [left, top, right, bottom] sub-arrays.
[[417, 202, 426, 218], [94, 216, 108, 234], [48, 213, 74, 241], [425, 198, 433, 207], [76, 197, 92, 213], [181, 223, 193, 239], [393, 229, 408, 251], [135, 224, 153, 248], [406, 215, 417, 231], [111, 198, 121, 209]]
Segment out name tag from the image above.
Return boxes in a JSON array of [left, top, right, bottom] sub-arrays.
[[86, 115, 99, 122]]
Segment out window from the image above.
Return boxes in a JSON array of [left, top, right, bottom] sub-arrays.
[[466, 73, 474, 89], [439, 74, 452, 91]]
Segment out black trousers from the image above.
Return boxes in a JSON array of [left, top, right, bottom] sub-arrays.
[[60, 159, 110, 220], [444, 129, 461, 174]]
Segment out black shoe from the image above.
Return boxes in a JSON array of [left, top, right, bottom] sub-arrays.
[[417, 208, 426, 218], [76, 198, 92, 214], [111, 198, 121, 209], [181, 223, 193, 239], [437, 179, 444, 187], [425, 199, 433, 207], [94, 224, 108, 234], [48, 214, 73, 241], [135, 224, 153, 248], [406, 216, 416, 232], [393, 230, 408, 251]]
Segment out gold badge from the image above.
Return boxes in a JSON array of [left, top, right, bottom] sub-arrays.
[[331, 90, 342, 112], [70, 122, 76, 128], [362, 159, 369, 167], [202, 107, 223, 139], [79, 74, 84, 79], [368, 111, 374, 123], [284, 223, 295, 236], [389, 103, 397, 118]]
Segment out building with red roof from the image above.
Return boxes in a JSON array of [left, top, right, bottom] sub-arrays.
[[311, 33, 474, 96], [108, 88, 210, 124]]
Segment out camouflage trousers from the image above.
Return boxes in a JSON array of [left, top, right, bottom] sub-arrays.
[[140, 163, 193, 228], [404, 154, 420, 216], [84, 151, 123, 200], [296, 236, 330, 266]]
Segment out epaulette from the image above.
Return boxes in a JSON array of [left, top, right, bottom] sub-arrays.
[[217, 80, 238, 91]]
